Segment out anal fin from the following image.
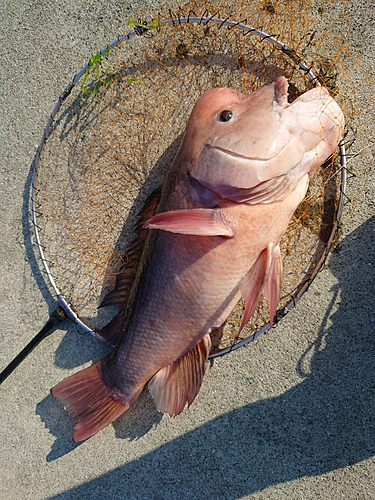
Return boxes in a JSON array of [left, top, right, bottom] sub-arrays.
[[148, 334, 211, 416]]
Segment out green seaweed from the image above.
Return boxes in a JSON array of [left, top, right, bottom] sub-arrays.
[[81, 45, 114, 95], [127, 18, 160, 33], [127, 77, 143, 85]]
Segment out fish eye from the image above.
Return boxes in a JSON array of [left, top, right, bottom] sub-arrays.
[[217, 110, 233, 122]]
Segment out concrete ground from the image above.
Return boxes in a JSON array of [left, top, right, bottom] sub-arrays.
[[0, 1, 374, 499]]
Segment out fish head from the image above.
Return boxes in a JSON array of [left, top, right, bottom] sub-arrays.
[[185, 76, 344, 204], [185, 76, 289, 163]]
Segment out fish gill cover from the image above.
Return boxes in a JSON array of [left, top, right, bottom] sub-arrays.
[[32, 0, 374, 355]]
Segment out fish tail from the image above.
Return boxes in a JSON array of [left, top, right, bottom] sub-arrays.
[[51, 362, 129, 442]]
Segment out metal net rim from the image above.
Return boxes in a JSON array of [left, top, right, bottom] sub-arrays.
[[30, 15, 347, 358]]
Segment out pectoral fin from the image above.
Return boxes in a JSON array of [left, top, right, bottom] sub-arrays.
[[148, 333, 211, 416], [238, 245, 272, 333], [143, 209, 233, 237]]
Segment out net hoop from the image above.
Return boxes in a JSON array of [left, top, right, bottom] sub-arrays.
[[31, 15, 347, 358]]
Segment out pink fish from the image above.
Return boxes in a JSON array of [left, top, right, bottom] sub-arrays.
[[51, 76, 344, 441]]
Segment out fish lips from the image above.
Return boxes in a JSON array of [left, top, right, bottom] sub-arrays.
[[188, 145, 302, 205]]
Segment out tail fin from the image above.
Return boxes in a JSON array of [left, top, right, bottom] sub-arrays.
[[51, 362, 129, 442]]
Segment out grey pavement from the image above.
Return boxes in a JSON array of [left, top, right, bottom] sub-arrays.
[[0, 1, 374, 499]]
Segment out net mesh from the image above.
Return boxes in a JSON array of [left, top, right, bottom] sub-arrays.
[[33, 0, 374, 355]]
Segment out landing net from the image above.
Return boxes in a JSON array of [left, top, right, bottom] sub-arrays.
[[31, 2, 373, 356]]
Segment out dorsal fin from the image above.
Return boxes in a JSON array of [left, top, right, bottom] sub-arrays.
[[148, 333, 211, 416], [96, 186, 162, 346]]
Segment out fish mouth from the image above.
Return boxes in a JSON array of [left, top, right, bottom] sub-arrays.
[[193, 142, 305, 204], [206, 144, 273, 162]]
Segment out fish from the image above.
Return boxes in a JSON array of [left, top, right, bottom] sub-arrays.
[[51, 76, 344, 441]]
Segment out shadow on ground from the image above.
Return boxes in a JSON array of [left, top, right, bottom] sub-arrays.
[[46, 216, 375, 499]]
